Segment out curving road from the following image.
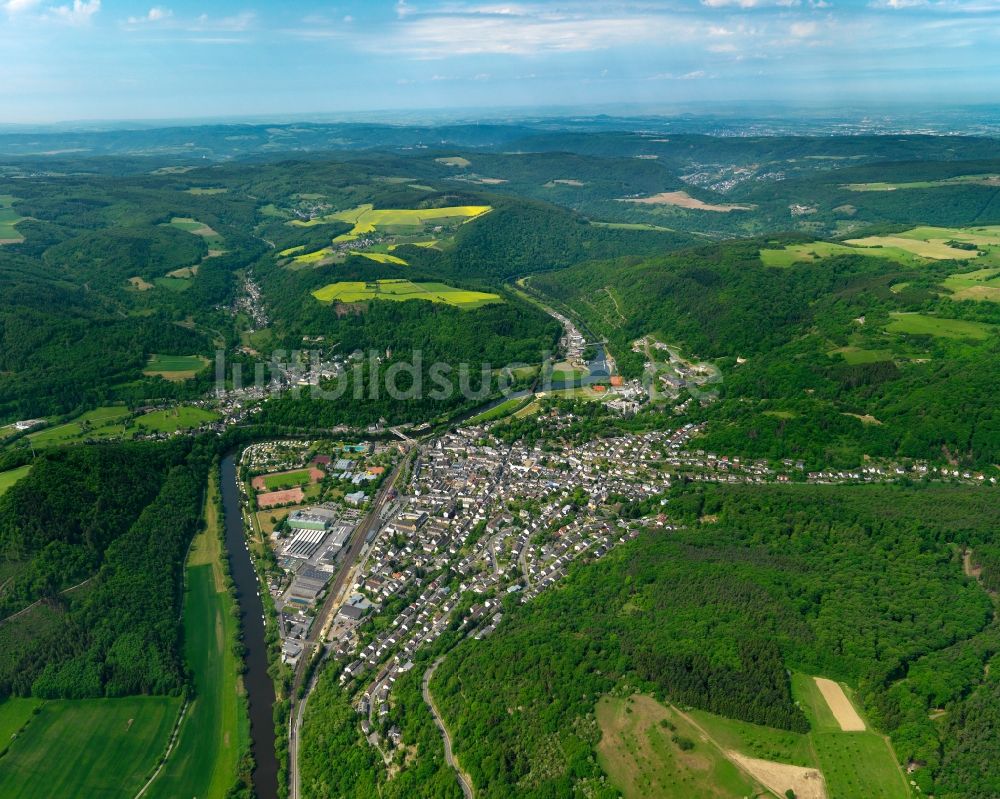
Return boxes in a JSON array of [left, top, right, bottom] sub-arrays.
[[423, 657, 474, 799]]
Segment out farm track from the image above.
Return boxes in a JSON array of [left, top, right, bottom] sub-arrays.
[[0, 576, 93, 625], [423, 657, 474, 799]]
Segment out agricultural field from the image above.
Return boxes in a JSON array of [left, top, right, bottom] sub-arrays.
[[145, 476, 249, 799], [594, 679, 910, 799], [131, 406, 220, 433], [0, 195, 25, 244], [165, 216, 226, 257], [290, 202, 491, 241], [312, 279, 501, 309], [0, 465, 31, 498], [0, 696, 180, 798], [844, 235, 976, 261], [791, 674, 910, 799], [760, 240, 924, 268], [827, 346, 895, 365], [595, 694, 762, 799], [28, 405, 132, 446], [435, 156, 472, 167], [844, 174, 1000, 191], [143, 353, 211, 380], [618, 191, 754, 212], [940, 267, 1000, 302], [350, 250, 409, 265], [887, 312, 995, 340]]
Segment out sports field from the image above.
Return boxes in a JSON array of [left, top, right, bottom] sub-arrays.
[[145, 473, 249, 799], [143, 353, 211, 380], [0, 696, 180, 798], [252, 467, 318, 491], [887, 312, 995, 340], [132, 406, 220, 433], [0, 465, 31, 498], [0, 195, 25, 244], [312, 279, 501, 309]]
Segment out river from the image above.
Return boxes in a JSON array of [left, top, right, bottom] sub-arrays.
[[221, 454, 279, 799]]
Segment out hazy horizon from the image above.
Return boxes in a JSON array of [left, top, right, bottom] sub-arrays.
[[3, 0, 999, 124]]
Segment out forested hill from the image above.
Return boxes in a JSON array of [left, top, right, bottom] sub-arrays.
[[0, 439, 212, 699], [530, 238, 1000, 468], [432, 483, 1000, 799]]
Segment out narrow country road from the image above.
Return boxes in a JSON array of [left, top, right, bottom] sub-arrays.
[[423, 657, 474, 799]]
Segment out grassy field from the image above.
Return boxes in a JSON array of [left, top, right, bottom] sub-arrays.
[[143, 353, 211, 380], [828, 346, 895, 365], [595, 695, 761, 799], [844, 235, 975, 260], [592, 680, 910, 799], [887, 312, 995, 340], [0, 697, 41, 751], [312, 278, 501, 309], [145, 473, 249, 799], [467, 396, 531, 425], [28, 405, 131, 445], [290, 202, 491, 241], [760, 241, 924, 268], [132, 406, 220, 433], [350, 250, 409, 265], [791, 674, 910, 799], [261, 467, 313, 490], [0, 195, 25, 244], [154, 276, 192, 292], [844, 174, 1000, 191], [940, 267, 1000, 302], [0, 465, 31, 498], [0, 697, 180, 798]]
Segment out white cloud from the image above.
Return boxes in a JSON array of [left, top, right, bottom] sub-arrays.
[[127, 6, 171, 24], [47, 0, 100, 25], [3, 0, 42, 13], [790, 20, 818, 35], [367, 6, 699, 57]]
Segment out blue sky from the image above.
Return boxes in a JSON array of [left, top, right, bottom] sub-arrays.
[[1, 0, 998, 122]]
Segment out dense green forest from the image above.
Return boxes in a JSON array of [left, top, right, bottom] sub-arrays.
[[0, 439, 212, 699], [427, 483, 999, 799]]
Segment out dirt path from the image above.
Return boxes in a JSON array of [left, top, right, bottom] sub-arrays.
[[0, 576, 94, 626], [423, 657, 474, 799], [133, 699, 190, 798]]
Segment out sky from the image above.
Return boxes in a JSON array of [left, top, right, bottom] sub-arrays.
[[2, 0, 999, 123]]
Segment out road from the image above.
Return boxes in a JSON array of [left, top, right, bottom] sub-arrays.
[[288, 451, 411, 799], [423, 657, 474, 799]]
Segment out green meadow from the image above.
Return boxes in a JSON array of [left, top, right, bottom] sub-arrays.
[[312, 278, 501, 309], [0, 465, 32, 498], [0, 195, 25, 244], [145, 474, 249, 799], [887, 312, 995, 340], [28, 405, 132, 446], [0, 696, 180, 798], [132, 406, 220, 433]]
